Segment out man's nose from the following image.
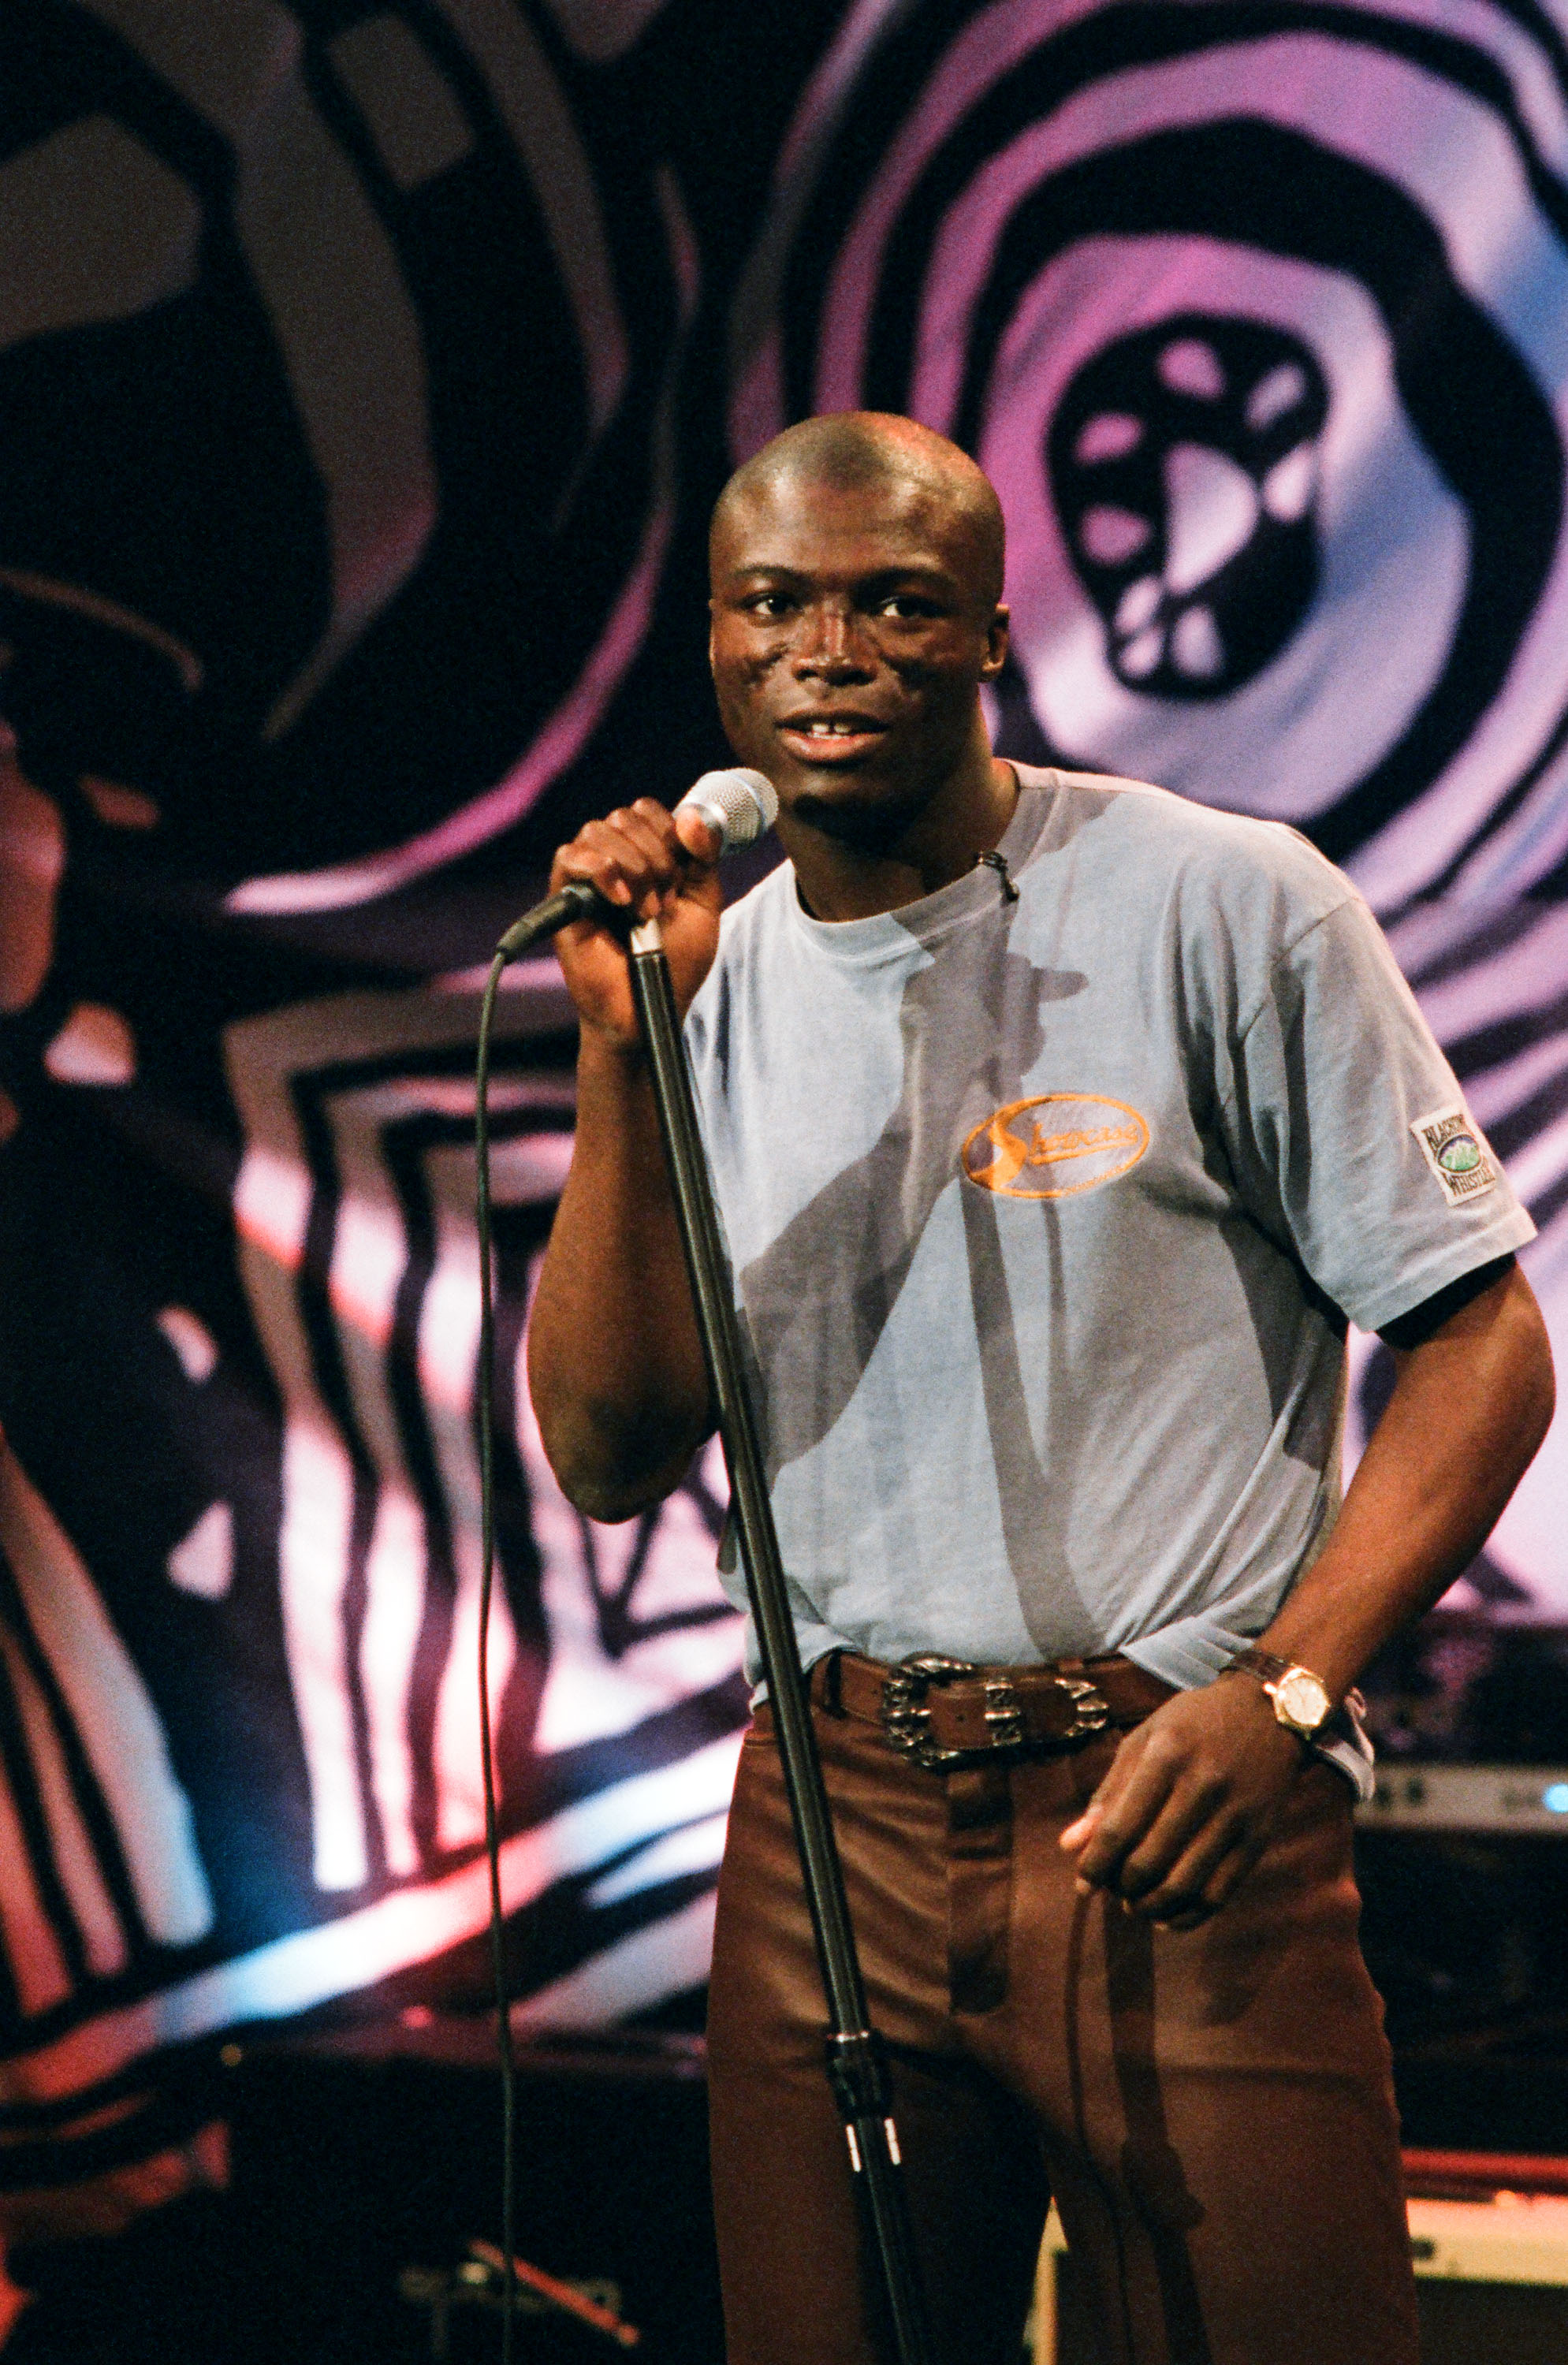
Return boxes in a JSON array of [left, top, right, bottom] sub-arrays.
[[791, 602, 873, 677]]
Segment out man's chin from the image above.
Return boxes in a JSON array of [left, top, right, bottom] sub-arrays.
[[788, 778, 931, 854]]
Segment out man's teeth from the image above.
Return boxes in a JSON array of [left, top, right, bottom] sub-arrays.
[[800, 719, 868, 736]]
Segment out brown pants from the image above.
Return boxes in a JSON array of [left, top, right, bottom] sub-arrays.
[[707, 1679, 1419, 2365]]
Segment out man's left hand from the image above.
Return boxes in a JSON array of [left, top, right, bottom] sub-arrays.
[[1059, 1677, 1306, 1929]]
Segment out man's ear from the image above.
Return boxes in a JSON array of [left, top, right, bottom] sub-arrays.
[[981, 605, 1010, 680]]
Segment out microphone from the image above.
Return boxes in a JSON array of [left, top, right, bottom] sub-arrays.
[[495, 768, 779, 961]]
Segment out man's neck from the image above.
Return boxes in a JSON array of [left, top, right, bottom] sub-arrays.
[[781, 752, 1019, 923]]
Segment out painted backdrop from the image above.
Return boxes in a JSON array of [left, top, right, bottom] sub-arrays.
[[1, 0, 1565, 2193]]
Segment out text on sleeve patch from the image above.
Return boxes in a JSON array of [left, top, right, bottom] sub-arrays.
[[1410, 1103, 1502, 1206]]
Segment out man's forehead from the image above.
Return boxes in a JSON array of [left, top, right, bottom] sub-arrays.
[[713, 468, 979, 579]]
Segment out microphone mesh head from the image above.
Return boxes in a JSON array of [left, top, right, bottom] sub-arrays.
[[681, 767, 779, 849]]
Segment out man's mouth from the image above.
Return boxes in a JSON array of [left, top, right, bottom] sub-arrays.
[[777, 713, 888, 761]]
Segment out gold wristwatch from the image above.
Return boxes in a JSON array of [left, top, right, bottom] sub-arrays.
[[1225, 1646, 1335, 1740]]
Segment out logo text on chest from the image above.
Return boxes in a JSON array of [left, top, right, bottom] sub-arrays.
[[961, 1093, 1150, 1198]]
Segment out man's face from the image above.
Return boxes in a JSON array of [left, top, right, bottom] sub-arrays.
[[708, 468, 1008, 847]]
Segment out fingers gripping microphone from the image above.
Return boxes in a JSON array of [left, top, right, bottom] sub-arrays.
[[495, 768, 779, 961], [674, 765, 780, 847]]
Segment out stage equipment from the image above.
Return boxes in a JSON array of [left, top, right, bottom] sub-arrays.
[[400, 2239, 639, 2358], [1359, 1762, 1568, 1833], [226, 2022, 721, 2365], [479, 768, 933, 2365], [1387, 2156, 1568, 2365], [1032, 2169, 1568, 2365]]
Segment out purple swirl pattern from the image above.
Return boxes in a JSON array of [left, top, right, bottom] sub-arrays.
[[732, 0, 1568, 1608]]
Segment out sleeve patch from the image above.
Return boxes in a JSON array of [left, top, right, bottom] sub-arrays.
[[1410, 1103, 1502, 1207]]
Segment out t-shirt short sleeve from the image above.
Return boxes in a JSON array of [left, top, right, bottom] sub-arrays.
[[1217, 890, 1534, 1335]]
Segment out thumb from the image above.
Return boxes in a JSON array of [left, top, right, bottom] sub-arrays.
[[1059, 1797, 1104, 1854], [672, 805, 723, 869]]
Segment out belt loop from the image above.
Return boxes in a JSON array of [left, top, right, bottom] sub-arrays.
[[817, 1651, 844, 1716]]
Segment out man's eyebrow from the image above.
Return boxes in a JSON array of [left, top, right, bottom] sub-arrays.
[[860, 567, 955, 594]]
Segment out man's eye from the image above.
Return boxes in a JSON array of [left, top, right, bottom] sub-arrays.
[[879, 596, 937, 619], [746, 593, 793, 617]]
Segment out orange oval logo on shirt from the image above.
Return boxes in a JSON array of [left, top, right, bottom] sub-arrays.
[[961, 1093, 1150, 1198]]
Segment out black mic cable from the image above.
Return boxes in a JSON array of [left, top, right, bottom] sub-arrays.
[[472, 767, 777, 2363]]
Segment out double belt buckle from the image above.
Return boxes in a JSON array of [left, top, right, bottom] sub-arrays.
[[879, 1654, 1110, 1771]]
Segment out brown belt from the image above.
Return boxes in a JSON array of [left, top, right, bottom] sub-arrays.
[[811, 1649, 1171, 1772]]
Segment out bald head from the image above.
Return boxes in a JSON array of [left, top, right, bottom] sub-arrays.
[[706, 412, 1013, 870], [713, 413, 1005, 612]]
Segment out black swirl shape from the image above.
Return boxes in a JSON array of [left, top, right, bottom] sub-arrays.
[[1048, 318, 1328, 700]]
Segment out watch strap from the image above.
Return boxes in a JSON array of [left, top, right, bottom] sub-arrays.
[[1227, 1647, 1297, 1689]]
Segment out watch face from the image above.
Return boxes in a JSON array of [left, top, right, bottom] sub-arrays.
[[1273, 1668, 1332, 1734]]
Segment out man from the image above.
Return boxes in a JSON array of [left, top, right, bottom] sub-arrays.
[[527, 414, 1555, 2365]]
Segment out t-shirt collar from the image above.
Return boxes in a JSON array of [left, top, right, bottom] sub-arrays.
[[784, 765, 1059, 965]]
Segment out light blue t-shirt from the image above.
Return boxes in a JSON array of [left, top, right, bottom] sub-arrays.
[[684, 768, 1533, 1715]]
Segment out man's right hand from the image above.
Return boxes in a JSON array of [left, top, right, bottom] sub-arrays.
[[530, 795, 723, 1517], [549, 796, 724, 1052]]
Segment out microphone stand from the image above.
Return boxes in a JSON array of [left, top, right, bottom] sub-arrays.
[[622, 914, 933, 2365]]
